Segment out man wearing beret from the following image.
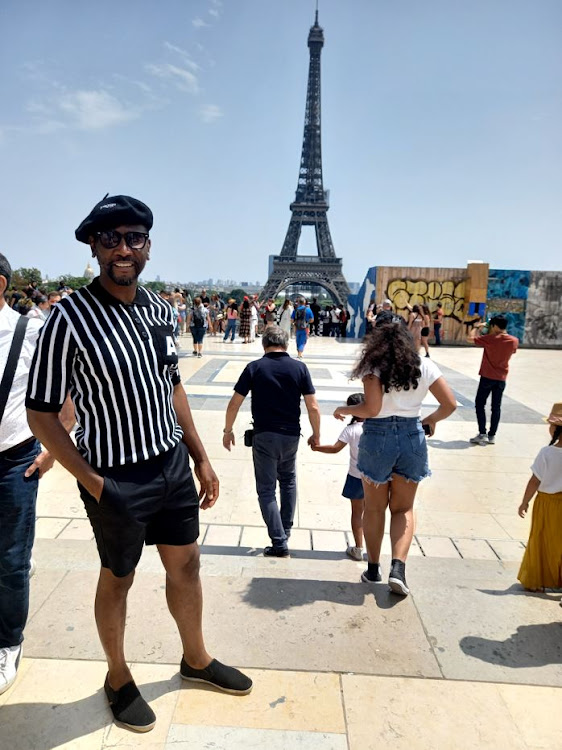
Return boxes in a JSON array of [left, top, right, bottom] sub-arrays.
[[26, 195, 252, 732]]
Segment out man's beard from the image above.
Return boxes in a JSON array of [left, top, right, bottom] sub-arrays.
[[107, 265, 140, 286]]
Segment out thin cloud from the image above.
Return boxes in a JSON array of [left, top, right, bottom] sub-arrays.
[[146, 63, 199, 94], [209, 8, 219, 17], [199, 104, 223, 123], [192, 17, 209, 28], [163, 42, 200, 72], [58, 90, 137, 130]]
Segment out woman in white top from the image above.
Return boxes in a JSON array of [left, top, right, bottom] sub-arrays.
[[334, 317, 456, 595], [517, 404, 562, 592], [279, 299, 294, 338]]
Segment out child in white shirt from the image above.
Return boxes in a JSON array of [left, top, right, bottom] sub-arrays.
[[312, 394, 365, 561]]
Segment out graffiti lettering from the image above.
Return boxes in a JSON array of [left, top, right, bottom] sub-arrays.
[[386, 278, 466, 321]]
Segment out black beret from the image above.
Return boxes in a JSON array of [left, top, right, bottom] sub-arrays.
[[75, 194, 153, 243]]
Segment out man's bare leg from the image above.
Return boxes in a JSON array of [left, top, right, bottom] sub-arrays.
[[95, 567, 135, 689], [157, 542, 211, 669]]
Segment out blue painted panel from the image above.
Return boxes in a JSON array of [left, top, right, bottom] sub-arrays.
[[347, 266, 377, 338], [488, 269, 531, 300]]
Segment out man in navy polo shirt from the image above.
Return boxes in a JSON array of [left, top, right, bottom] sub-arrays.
[[222, 326, 321, 556]]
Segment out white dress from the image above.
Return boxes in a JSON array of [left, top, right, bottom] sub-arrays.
[[279, 305, 294, 335]]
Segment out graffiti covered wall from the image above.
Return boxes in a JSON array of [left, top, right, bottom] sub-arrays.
[[486, 269, 530, 342], [378, 266, 469, 343], [524, 271, 562, 347], [348, 265, 562, 348]]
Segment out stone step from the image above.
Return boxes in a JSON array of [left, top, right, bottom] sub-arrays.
[[27, 543, 562, 688]]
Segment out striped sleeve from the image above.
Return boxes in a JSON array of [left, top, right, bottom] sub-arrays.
[[26, 305, 77, 412]]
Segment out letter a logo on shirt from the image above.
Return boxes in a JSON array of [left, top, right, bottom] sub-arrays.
[[166, 336, 177, 356]]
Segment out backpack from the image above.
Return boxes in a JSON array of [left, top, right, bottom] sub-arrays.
[[192, 306, 205, 328], [294, 307, 308, 330]]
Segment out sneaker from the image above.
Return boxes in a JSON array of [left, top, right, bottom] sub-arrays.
[[346, 545, 363, 562], [469, 433, 488, 446], [388, 559, 410, 596], [180, 657, 253, 695], [104, 674, 156, 732], [263, 546, 290, 558], [360, 565, 382, 583], [192, 350, 197, 356], [487, 435, 496, 444], [0, 645, 22, 695], [197, 353, 202, 358], [29, 557, 36, 578]]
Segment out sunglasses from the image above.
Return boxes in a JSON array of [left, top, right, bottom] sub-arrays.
[[95, 230, 149, 251]]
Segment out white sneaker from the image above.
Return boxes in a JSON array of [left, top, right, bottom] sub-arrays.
[[346, 545, 363, 562], [487, 435, 496, 444], [0, 644, 22, 695], [469, 433, 488, 446]]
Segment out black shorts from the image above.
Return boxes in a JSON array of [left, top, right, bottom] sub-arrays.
[[421, 326, 430, 337], [79, 442, 200, 577]]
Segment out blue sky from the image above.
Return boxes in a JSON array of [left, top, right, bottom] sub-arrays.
[[0, 0, 560, 286]]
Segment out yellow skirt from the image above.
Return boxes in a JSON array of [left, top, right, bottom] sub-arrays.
[[518, 491, 562, 590]]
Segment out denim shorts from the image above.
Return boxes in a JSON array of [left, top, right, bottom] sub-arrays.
[[357, 416, 430, 485], [342, 473, 364, 500]]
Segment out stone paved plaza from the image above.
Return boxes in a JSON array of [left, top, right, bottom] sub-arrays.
[[2, 335, 561, 749]]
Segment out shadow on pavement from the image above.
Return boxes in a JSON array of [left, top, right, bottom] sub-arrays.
[[459, 622, 562, 668], [427, 439, 473, 450], [241, 577, 404, 612], [0, 676, 179, 750], [478, 584, 562, 599]]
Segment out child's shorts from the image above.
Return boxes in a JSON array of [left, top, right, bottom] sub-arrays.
[[342, 473, 364, 500]]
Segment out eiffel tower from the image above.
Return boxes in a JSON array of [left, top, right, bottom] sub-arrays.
[[261, 10, 350, 305]]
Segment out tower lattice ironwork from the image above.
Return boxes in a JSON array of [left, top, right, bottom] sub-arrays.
[[261, 11, 350, 305]]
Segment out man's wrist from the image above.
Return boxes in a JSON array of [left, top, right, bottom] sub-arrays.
[[223, 428, 234, 434]]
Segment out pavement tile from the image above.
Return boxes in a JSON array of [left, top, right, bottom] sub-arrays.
[[498, 683, 562, 749], [203, 524, 242, 547], [342, 675, 528, 750], [57, 519, 95, 541], [167, 724, 348, 749], [34, 517, 70, 539], [408, 558, 562, 686], [0, 657, 110, 750], [287, 528, 312, 550], [379, 533, 423, 558], [240, 525, 269, 549], [488, 539, 526, 562], [28, 568, 67, 622], [36, 489, 87, 519], [452, 538, 498, 560], [173, 669, 345, 733], [312, 529, 347, 552], [416, 536, 461, 558], [105, 663, 180, 747], [416, 510, 509, 539], [492, 512, 530, 542]]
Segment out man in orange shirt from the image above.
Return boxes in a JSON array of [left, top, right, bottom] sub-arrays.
[[468, 314, 518, 445]]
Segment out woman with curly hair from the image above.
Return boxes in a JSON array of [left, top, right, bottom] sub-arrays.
[[334, 320, 456, 595]]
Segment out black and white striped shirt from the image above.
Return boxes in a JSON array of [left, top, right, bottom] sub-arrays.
[[26, 278, 183, 469]]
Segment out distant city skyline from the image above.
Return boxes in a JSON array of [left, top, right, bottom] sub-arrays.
[[1, 0, 560, 287]]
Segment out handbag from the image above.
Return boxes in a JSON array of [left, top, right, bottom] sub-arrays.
[[244, 428, 254, 447], [0, 316, 29, 424]]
